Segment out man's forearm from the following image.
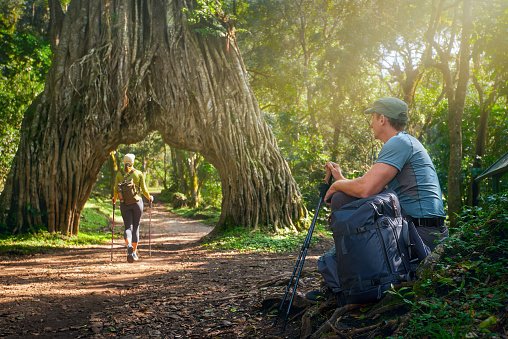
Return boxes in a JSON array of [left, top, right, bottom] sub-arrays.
[[332, 178, 365, 198]]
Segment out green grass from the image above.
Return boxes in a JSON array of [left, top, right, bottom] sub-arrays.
[[202, 223, 331, 253], [1, 199, 333, 255], [0, 197, 116, 255], [171, 205, 221, 225], [390, 193, 508, 337], [171, 205, 332, 253]]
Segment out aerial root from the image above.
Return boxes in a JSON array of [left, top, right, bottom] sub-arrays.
[[308, 304, 360, 339]]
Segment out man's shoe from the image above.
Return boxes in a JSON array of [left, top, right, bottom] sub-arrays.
[[127, 245, 134, 263], [132, 251, 139, 261], [305, 290, 326, 301]]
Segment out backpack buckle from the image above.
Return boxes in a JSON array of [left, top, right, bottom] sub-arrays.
[[356, 226, 367, 233]]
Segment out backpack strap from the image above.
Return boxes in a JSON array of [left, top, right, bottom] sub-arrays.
[[401, 218, 412, 263], [387, 192, 402, 218], [123, 169, 134, 181], [407, 220, 431, 261], [388, 219, 412, 275], [333, 221, 381, 236]]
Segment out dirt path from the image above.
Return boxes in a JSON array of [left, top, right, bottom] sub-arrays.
[[0, 203, 331, 338]]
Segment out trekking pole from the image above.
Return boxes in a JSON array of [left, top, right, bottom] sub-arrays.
[[275, 176, 332, 330], [111, 202, 116, 262], [149, 200, 152, 257]]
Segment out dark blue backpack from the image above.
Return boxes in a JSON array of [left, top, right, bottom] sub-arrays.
[[318, 191, 426, 305]]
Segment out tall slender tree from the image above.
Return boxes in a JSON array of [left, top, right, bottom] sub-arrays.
[[0, 0, 305, 234], [424, 0, 473, 226]]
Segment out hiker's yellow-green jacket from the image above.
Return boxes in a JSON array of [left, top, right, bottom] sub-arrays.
[[113, 167, 151, 202]]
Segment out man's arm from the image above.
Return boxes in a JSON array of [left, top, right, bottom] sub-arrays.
[[324, 162, 398, 201]]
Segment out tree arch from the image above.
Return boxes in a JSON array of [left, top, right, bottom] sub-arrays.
[[0, 0, 306, 235]]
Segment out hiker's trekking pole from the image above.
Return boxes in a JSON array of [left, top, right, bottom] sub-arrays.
[[275, 176, 332, 330], [111, 202, 116, 262], [149, 199, 152, 257]]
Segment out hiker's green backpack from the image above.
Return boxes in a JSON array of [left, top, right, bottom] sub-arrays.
[[118, 171, 139, 205]]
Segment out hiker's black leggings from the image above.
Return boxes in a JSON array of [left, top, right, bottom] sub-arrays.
[[120, 199, 143, 244]]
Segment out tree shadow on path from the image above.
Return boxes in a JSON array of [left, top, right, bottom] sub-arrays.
[[0, 203, 327, 338]]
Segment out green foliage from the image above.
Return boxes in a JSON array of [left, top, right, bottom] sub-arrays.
[[240, 1, 404, 210], [202, 223, 330, 253], [239, 0, 508, 219], [80, 197, 116, 232], [393, 193, 508, 337], [2, 0, 508, 238], [0, 2, 52, 190], [265, 110, 328, 206], [0, 0, 24, 33], [197, 160, 222, 207], [183, 0, 248, 37]]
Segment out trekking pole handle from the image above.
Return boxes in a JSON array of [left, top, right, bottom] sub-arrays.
[[318, 175, 334, 198]]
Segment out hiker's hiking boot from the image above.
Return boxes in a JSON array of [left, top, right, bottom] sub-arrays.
[[127, 245, 134, 263], [132, 251, 139, 261]]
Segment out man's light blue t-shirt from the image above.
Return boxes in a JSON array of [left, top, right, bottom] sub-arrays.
[[376, 132, 445, 218]]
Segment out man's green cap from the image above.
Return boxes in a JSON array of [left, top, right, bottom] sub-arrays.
[[364, 97, 408, 122]]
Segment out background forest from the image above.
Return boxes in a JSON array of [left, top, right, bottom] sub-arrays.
[[0, 1, 507, 337], [1, 0, 507, 225]]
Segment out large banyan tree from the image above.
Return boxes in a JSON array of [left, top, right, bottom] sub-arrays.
[[0, 0, 306, 235]]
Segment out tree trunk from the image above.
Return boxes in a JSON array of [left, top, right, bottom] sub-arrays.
[[447, 0, 472, 226], [470, 103, 489, 205], [0, 0, 305, 234], [170, 148, 188, 195], [186, 152, 200, 208], [469, 42, 500, 205], [163, 144, 168, 190]]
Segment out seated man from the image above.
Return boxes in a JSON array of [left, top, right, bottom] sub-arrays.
[[325, 97, 448, 250], [308, 97, 448, 301]]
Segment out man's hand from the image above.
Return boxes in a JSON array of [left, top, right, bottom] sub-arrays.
[[324, 161, 345, 183], [324, 181, 337, 204], [112, 197, 116, 205], [326, 161, 345, 180]]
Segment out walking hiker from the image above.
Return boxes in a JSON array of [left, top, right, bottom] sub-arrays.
[[112, 153, 154, 263], [309, 97, 448, 301]]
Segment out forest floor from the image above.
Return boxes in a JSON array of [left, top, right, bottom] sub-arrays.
[[0, 202, 332, 338]]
